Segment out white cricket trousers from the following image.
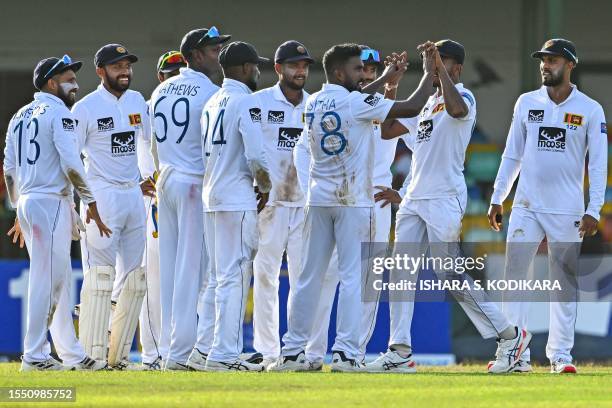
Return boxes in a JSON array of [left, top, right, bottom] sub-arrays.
[[18, 194, 86, 365], [390, 196, 511, 348], [307, 200, 391, 362], [252, 206, 304, 360], [502, 207, 581, 363], [204, 211, 257, 363], [281, 206, 374, 360], [157, 172, 205, 363]]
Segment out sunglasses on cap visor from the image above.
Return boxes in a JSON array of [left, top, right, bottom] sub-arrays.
[[196, 26, 220, 46], [161, 52, 186, 66], [45, 54, 72, 78], [360, 49, 380, 63]]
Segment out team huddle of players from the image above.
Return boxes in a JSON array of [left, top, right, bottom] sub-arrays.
[[3, 25, 606, 374]]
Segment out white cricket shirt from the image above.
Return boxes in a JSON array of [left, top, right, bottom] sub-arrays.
[[491, 85, 607, 219], [251, 83, 307, 207], [149, 68, 218, 177], [202, 79, 270, 212], [72, 84, 151, 189], [303, 84, 394, 207], [397, 83, 476, 214], [3, 92, 94, 204]]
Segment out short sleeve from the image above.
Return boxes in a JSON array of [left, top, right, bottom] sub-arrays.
[[457, 88, 477, 121], [350, 92, 394, 123]]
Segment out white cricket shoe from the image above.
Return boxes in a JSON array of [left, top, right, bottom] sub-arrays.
[[330, 351, 364, 373], [551, 359, 577, 374], [267, 351, 311, 372], [241, 352, 264, 364], [488, 328, 532, 374], [308, 360, 323, 371], [261, 358, 276, 370], [163, 359, 192, 371], [186, 348, 208, 371], [204, 359, 264, 372], [487, 359, 531, 373], [112, 359, 146, 371], [20, 356, 65, 372], [364, 350, 417, 373], [142, 356, 162, 371], [66, 356, 108, 371]]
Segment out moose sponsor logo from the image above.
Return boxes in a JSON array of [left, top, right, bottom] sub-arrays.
[[416, 120, 433, 143], [528, 110, 544, 123], [537, 126, 566, 152], [111, 131, 136, 156], [97, 117, 114, 132], [277, 127, 302, 150], [268, 110, 285, 124], [62, 118, 74, 131], [249, 108, 261, 123]]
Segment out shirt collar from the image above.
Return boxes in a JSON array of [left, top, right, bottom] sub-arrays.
[[180, 67, 213, 84], [221, 78, 252, 94], [97, 83, 126, 102], [34, 91, 65, 106], [272, 83, 307, 107], [322, 83, 350, 94], [539, 84, 579, 106]]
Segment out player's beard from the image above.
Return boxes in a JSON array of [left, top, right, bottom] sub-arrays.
[[105, 71, 131, 93], [57, 82, 78, 108], [542, 68, 563, 87], [343, 77, 362, 92], [282, 77, 305, 91]]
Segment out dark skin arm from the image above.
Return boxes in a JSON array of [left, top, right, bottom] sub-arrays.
[[386, 42, 437, 119], [434, 52, 469, 119], [381, 120, 410, 140]]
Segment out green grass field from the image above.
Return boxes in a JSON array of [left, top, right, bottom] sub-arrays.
[[0, 363, 611, 407]]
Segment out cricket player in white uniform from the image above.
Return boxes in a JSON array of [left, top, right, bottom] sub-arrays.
[[73, 44, 154, 369], [201, 41, 271, 371], [149, 27, 230, 371], [3, 56, 109, 371], [488, 39, 607, 374], [134, 50, 187, 371], [368, 40, 531, 374], [249, 40, 313, 368], [270, 42, 443, 372], [303, 47, 405, 366]]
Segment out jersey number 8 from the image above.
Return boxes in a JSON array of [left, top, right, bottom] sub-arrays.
[[306, 111, 346, 155]]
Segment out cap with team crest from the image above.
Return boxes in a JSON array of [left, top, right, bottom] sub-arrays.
[[94, 44, 138, 67], [274, 40, 314, 64], [531, 38, 578, 64]]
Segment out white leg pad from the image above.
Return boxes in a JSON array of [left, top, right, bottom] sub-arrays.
[[79, 266, 115, 361], [108, 267, 147, 366]]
